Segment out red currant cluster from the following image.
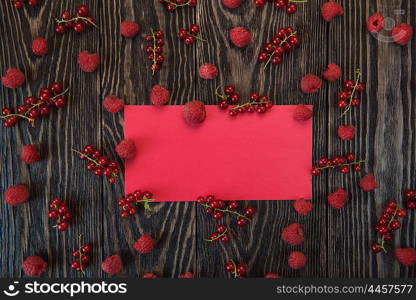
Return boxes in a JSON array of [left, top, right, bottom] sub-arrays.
[[179, 24, 206, 45], [196, 195, 255, 227], [338, 69, 365, 117], [1, 82, 69, 128], [207, 224, 230, 243], [55, 5, 97, 34], [13, 0, 38, 9], [118, 190, 154, 218], [404, 189, 416, 210], [159, 0, 197, 12], [372, 201, 407, 253], [258, 27, 300, 69], [225, 260, 247, 278], [254, 0, 306, 15], [311, 153, 365, 176], [71, 235, 91, 273], [145, 29, 165, 75], [72, 145, 119, 184], [216, 86, 273, 117], [48, 198, 72, 231]]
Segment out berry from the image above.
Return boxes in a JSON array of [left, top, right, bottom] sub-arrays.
[[102, 254, 123, 275], [367, 14, 384, 33], [103, 95, 124, 113], [134, 235, 155, 254], [32, 38, 48, 56], [183, 100, 206, 125], [300, 74, 322, 94], [322, 63, 342, 82], [391, 23, 413, 46], [14, 1, 23, 9], [146, 29, 165, 74], [23, 256, 47, 277], [222, 0, 243, 8], [229, 27, 252, 48], [5, 184, 29, 206], [288, 251, 307, 269], [143, 273, 157, 278], [293, 104, 312, 121], [264, 273, 281, 278], [179, 272, 194, 278], [395, 248, 416, 266], [1, 68, 25, 88], [116, 139, 137, 160], [338, 125, 355, 141], [371, 243, 382, 253], [237, 217, 248, 227], [78, 51, 100, 72], [121, 21, 140, 38], [359, 174, 379, 192], [328, 188, 348, 209], [21, 145, 41, 163], [321, 1, 344, 22], [199, 63, 218, 79], [281, 223, 304, 245], [151, 85, 170, 105], [293, 198, 313, 216], [397, 209, 407, 218]]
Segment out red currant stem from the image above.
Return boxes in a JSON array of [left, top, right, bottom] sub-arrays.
[[136, 197, 155, 211], [206, 228, 228, 242], [289, 0, 307, 3], [230, 260, 239, 278], [340, 69, 362, 118], [230, 101, 269, 111], [0, 113, 34, 122], [215, 86, 229, 100], [77, 234, 85, 275], [26, 87, 70, 116], [164, 0, 193, 7], [150, 28, 157, 76], [192, 34, 207, 42], [264, 31, 297, 70], [379, 207, 398, 253], [56, 16, 99, 29], [316, 159, 366, 171], [71, 149, 118, 178], [198, 203, 251, 221]]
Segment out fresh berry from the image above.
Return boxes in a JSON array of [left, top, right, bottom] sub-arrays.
[[179, 272, 194, 278], [145, 29, 165, 74], [178, 24, 206, 45], [121, 21, 140, 38], [300, 74, 322, 94], [338, 125, 355, 141], [23, 256, 47, 277], [32, 38, 48, 56], [281, 223, 304, 245], [391, 23, 413, 46], [78, 51, 100, 72], [293, 104, 312, 121], [160, 0, 197, 11], [143, 273, 157, 278], [338, 69, 365, 116], [151, 85, 170, 105], [55, 5, 97, 34], [322, 63, 342, 82], [116, 139, 137, 160], [359, 173, 379, 192], [222, 0, 243, 8], [134, 235, 155, 254], [71, 235, 91, 273], [21, 144, 41, 163], [4, 184, 29, 206], [103, 95, 124, 113], [395, 248, 416, 266], [183, 101, 206, 125], [264, 273, 281, 278], [328, 188, 348, 209], [293, 198, 313, 216], [199, 63, 218, 79], [321, 1, 344, 22], [102, 254, 123, 275], [230, 26, 252, 48], [1, 68, 25, 88], [288, 251, 307, 269], [367, 14, 384, 33]]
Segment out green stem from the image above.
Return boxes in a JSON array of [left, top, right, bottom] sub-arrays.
[[215, 86, 229, 100], [0, 113, 34, 122], [164, 0, 193, 7], [56, 16, 98, 29], [289, 0, 307, 2], [340, 69, 362, 117], [231, 260, 238, 278], [379, 207, 398, 253], [316, 159, 366, 171], [150, 28, 157, 76], [205, 228, 228, 242], [78, 234, 85, 275], [26, 87, 69, 115], [230, 101, 269, 111], [199, 203, 250, 221], [192, 34, 207, 42], [264, 31, 297, 70]]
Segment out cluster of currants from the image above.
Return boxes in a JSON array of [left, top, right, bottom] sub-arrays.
[[179, 24, 206, 45], [254, 0, 307, 15], [311, 153, 365, 176], [159, 0, 197, 12], [404, 189, 416, 210], [48, 198, 72, 231], [71, 235, 92, 273], [206, 224, 230, 243], [225, 260, 247, 278], [118, 190, 154, 218], [338, 69, 365, 116], [13, 0, 38, 9], [55, 5, 98, 34], [145, 29, 165, 75]]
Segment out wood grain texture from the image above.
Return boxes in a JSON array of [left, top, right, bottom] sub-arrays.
[[0, 0, 414, 278]]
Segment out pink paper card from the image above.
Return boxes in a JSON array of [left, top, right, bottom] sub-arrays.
[[125, 105, 312, 202]]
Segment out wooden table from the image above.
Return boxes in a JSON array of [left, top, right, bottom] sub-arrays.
[[0, 0, 415, 278]]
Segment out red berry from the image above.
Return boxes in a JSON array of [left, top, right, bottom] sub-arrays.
[[245, 206, 255, 217], [237, 217, 248, 227], [77, 4, 89, 17], [397, 209, 407, 218], [57, 221, 69, 231], [371, 243, 382, 253]]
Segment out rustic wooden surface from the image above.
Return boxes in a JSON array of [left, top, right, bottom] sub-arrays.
[[0, 0, 415, 278]]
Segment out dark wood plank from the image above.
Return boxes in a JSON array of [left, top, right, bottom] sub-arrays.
[[99, 0, 196, 278], [195, 0, 329, 277]]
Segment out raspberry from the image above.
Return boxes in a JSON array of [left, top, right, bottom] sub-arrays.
[[321, 1, 344, 22], [395, 248, 416, 266], [392, 23, 413, 46], [288, 251, 307, 269], [322, 63, 342, 82], [116, 139, 137, 160], [281, 223, 304, 245], [293, 104, 313, 121], [134, 235, 155, 254], [293, 198, 313, 216], [222, 0, 242, 8], [5, 184, 29, 206], [328, 188, 348, 209], [179, 272, 194, 278], [264, 273, 281, 278], [121, 21, 140, 38], [338, 125, 355, 141], [229, 27, 252, 48], [78, 50, 100, 72], [143, 273, 157, 278], [23, 256, 47, 277], [199, 63, 218, 79], [103, 95, 124, 113], [359, 173, 379, 192], [151, 85, 170, 105], [367, 14, 384, 33], [32, 38, 48, 56], [1, 68, 25, 88], [300, 74, 322, 94], [183, 101, 206, 125], [102, 254, 123, 275], [21, 145, 41, 164]]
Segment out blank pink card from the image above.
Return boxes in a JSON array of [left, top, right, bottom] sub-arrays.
[[125, 105, 312, 202]]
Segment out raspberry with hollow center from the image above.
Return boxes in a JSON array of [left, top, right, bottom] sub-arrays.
[[293, 198, 313, 215], [367, 14, 384, 33], [395, 248, 416, 266], [321, 1, 344, 22]]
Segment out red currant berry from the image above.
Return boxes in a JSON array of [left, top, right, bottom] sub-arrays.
[[217, 224, 227, 234], [190, 24, 199, 35], [344, 80, 355, 90], [245, 206, 255, 217], [81, 244, 91, 253], [237, 217, 248, 227], [311, 167, 321, 176], [390, 220, 401, 230], [371, 243, 382, 253], [57, 221, 69, 231], [396, 209, 407, 218], [221, 234, 230, 243], [48, 210, 59, 219], [225, 262, 235, 272], [340, 165, 350, 174], [77, 4, 89, 17], [209, 233, 219, 242], [71, 260, 81, 269]]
